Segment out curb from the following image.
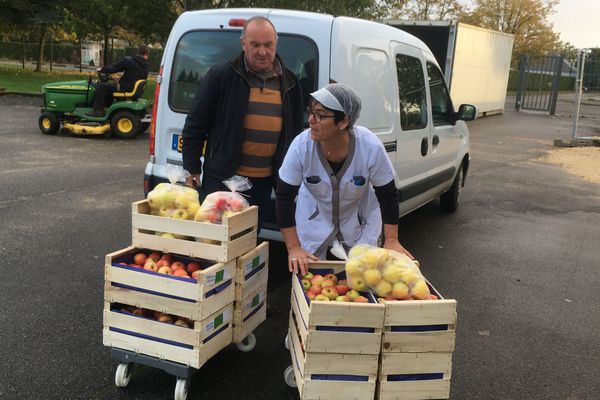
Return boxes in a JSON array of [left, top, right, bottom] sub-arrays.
[[0, 91, 42, 98]]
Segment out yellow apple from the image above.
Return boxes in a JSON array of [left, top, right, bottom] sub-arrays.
[[382, 263, 402, 283], [374, 280, 392, 297], [194, 209, 208, 222], [399, 268, 419, 286], [363, 269, 382, 286], [171, 208, 189, 220], [159, 191, 177, 208], [349, 276, 368, 291], [411, 279, 430, 300], [359, 252, 379, 270], [345, 258, 363, 277], [391, 281, 409, 299], [348, 244, 369, 258], [186, 202, 200, 218]]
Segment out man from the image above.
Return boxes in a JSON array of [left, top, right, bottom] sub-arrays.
[[182, 16, 304, 230], [87, 45, 150, 117]]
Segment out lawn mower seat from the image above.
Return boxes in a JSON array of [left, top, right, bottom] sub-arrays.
[[113, 79, 146, 101]]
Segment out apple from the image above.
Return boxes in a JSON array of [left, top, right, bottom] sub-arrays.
[[338, 279, 347, 286], [194, 209, 208, 222], [171, 208, 189, 220], [354, 295, 369, 303], [174, 319, 190, 328], [132, 308, 145, 316], [156, 259, 171, 268], [161, 233, 176, 239], [348, 244, 370, 258], [229, 197, 245, 211], [302, 272, 314, 280], [186, 261, 201, 274], [191, 270, 202, 279], [309, 285, 322, 295], [382, 263, 403, 283], [148, 252, 162, 262], [320, 279, 335, 288], [374, 280, 392, 297], [314, 294, 330, 301], [175, 194, 191, 210], [399, 268, 419, 286], [392, 281, 410, 299], [158, 207, 171, 217], [345, 258, 363, 277], [364, 269, 382, 286], [350, 276, 368, 291], [156, 313, 174, 324], [335, 285, 350, 295], [133, 252, 147, 265], [306, 291, 316, 300], [186, 202, 200, 218], [323, 274, 338, 285], [360, 252, 379, 270], [336, 295, 350, 302], [157, 266, 173, 275], [310, 275, 324, 287], [301, 279, 312, 291], [321, 287, 339, 300], [161, 254, 174, 263], [347, 289, 360, 301], [411, 279, 430, 300], [173, 269, 190, 278], [143, 259, 158, 272], [171, 261, 186, 271]]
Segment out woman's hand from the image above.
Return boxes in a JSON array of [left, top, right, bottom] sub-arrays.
[[288, 246, 319, 276], [383, 238, 414, 260]]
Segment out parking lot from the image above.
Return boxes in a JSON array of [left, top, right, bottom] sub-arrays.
[[0, 94, 598, 400]]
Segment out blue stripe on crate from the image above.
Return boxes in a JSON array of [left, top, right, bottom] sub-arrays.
[[205, 280, 232, 298], [242, 301, 265, 323], [311, 374, 369, 382], [109, 327, 194, 349], [203, 323, 230, 344], [387, 373, 444, 381], [315, 326, 375, 333], [244, 262, 266, 280], [391, 325, 448, 332]]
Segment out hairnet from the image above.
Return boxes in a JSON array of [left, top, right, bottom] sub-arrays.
[[310, 83, 362, 127]]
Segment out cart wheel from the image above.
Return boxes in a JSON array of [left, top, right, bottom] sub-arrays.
[[235, 332, 256, 352], [284, 365, 297, 388], [115, 363, 132, 387], [284, 333, 290, 350], [174, 378, 188, 400]]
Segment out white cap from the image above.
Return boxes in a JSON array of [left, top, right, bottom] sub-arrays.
[[310, 83, 362, 127]]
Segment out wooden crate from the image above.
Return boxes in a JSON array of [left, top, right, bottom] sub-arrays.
[[103, 302, 233, 369], [289, 261, 384, 400], [104, 246, 235, 321], [233, 284, 267, 343], [377, 283, 457, 400], [131, 200, 258, 262], [235, 241, 269, 302]]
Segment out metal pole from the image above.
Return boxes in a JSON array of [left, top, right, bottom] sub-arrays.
[[50, 35, 53, 71], [21, 34, 25, 69], [572, 49, 588, 140]]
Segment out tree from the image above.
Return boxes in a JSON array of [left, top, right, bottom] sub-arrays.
[[386, 0, 464, 20], [126, 0, 179, 45], [460, 0, 561, 59]]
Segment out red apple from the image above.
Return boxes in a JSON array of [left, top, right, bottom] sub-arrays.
[[306, 291, 316, 300], [324, 273, 338, 285], [310, 275, 324, 287], [191, 270, 202, 279], [335, 285, 350, 295], [309, 285, 322, 295], [321, 287, 339, 300], [173, 269, 190, 278], [160, 254, 174, 263], [321, 279, 335, 288], [156, 259, 171, 268], [133, 252, 147, 266], [148, 252, 162, 262], [186, 261, 201, 274], [171, 261, 186, 271]]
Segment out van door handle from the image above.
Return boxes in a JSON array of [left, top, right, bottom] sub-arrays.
[[421, 137, 428, 156], [432, 135, 440, 146]]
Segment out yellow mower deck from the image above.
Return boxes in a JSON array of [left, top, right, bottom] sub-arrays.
[[63, 123, 111, 136]]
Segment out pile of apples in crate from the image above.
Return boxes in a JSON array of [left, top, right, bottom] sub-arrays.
[[301, 244, 438, 302], [117, 251, 202, 279], [114, 303, 193, 328]]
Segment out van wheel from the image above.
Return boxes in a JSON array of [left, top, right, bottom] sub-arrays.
[[110, 111, 141, 139], [39, 112, 60, 135], [440, 165, 462, 213]]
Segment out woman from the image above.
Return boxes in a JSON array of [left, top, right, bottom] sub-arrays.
[[276, 83, 413, 275]]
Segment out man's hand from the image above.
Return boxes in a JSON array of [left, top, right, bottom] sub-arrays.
[[186, 174, 201, 188]]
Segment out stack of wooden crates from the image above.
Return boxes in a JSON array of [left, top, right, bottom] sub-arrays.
[[103, 199, 268, 370], [287, 261, 457, 400]]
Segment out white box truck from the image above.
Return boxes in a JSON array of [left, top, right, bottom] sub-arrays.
[[385, 20, 514, 116], [145, 9, 476, 237]]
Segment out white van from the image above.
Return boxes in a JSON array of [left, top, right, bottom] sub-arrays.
[[144, 8, 476, 235]]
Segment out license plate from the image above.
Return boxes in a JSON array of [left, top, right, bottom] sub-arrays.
[[171, 134, 183, 153]]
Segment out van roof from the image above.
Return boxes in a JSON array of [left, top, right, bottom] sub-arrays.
[[176, 8, 429, 52]]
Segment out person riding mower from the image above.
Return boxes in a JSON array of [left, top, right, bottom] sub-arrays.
[[38, 71, 151, 139]]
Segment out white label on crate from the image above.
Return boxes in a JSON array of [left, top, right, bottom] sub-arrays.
[[205, 268, 231, 286], [204, 308, 232, 336], [244, 255, 262, 276], [243, 292, 263, 313]]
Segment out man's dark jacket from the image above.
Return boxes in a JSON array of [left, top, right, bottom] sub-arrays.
[[100, 55, 149, 92], [182, 52, 304, 181]]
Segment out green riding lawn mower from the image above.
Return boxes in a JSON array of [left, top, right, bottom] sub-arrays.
[[38, 72, 151, 139]]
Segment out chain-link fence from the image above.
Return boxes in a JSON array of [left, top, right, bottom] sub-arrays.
[[0, 39, 162, 73]]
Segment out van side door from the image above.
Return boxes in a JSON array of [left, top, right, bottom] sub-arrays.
[[424, 56, 464, 188], [390, 42, 432, 211]]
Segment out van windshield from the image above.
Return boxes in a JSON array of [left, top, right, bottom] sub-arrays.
[[169, 30, 318, 113]]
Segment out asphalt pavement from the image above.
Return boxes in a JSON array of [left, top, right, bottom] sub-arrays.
[[0, 94, 598, 400]]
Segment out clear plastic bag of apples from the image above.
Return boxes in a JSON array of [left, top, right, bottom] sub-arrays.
[[193, 175, 251, 224], [146, 165, 200, 221], [345, 244, 435, 301]]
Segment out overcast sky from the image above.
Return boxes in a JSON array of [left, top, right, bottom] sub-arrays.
[[549, 0, 600, 48]]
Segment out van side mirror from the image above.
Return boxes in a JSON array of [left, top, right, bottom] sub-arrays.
[[456, 104, 477, 121]]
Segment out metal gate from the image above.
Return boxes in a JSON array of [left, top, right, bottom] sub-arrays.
[[515, 55, 563, 114]]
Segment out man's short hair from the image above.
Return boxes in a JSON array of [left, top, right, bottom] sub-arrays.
[[241, 16, 278, 40], [137, 45, 150, 57]]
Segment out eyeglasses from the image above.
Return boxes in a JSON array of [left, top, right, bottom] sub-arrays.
[[306, 107, 336, 122]]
